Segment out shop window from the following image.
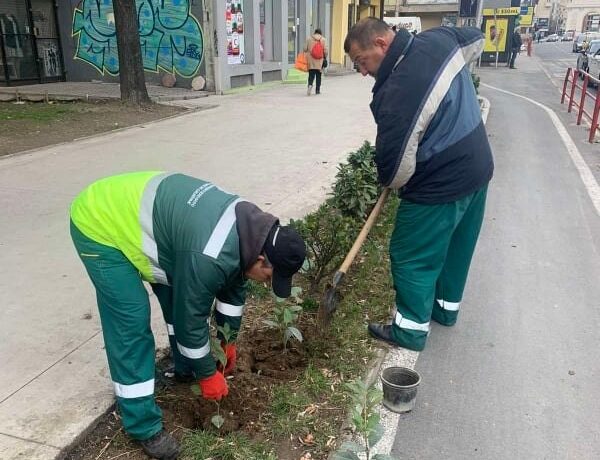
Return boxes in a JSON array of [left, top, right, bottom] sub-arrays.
[[0, 0, 63, 83], [0, 1, 37, 81], [585, 14, 600, 32]]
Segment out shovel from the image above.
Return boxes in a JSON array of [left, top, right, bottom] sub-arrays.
[[318, 188, 391, 328]]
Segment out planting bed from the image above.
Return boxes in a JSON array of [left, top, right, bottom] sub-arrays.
[[63, 143, 396, 460]]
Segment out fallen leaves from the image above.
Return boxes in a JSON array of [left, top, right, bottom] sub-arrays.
[[299, 433, 315, 446], [298, 403, 319, 418]]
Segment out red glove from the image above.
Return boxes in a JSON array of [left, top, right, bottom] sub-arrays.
[[199, 372, 229, 401], [217, 342, 237, 375]]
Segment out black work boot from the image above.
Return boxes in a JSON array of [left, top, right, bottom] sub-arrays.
[[368, 323, 398, 347], [140, 430, 180, 460]]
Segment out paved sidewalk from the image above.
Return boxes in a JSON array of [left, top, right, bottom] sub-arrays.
[[0, 74, 376, 459]]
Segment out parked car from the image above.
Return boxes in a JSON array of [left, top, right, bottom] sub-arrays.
[[576, 39, 600, 75], [573, 32, 600, 52], [546, 34, 560, 42], [586, 47, 600, 84], [562, 31, 575, 41]]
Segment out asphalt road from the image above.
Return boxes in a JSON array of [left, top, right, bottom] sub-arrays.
[[390, 46, 600, 459]]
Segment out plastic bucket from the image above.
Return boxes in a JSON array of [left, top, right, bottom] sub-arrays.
[[381, 367, 421, 413]]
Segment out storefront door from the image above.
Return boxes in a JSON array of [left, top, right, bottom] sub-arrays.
[[288, 0, 298, 64], [30, 0, 63, 81]]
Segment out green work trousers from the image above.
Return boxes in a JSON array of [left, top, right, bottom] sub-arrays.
[[389, 185, 488, 351], [71, 221, 166, 441]]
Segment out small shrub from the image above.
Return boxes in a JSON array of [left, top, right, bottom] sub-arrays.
[[290, 203, 359, 292], [331, 141, 381, 220]]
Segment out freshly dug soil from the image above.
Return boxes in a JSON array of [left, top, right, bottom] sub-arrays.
[[64, 325, 309, 460]]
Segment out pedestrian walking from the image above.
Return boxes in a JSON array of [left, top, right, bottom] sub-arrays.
[[509, 29, 523, 69], [70, 172, 306, 459], [344, 18, 494, 352], [304, 28, 328, 95]]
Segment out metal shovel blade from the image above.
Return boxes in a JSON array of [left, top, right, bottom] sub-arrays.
[[318, 283, 340, 328]]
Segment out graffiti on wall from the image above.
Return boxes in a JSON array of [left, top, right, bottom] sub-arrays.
[[72, 0, 203, 77]]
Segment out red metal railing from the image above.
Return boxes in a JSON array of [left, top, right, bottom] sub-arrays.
[[561, 67, 600, 143]]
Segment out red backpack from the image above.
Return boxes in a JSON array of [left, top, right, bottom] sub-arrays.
[[310, 38, 324, 59]]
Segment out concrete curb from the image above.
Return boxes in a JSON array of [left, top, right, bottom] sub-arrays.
[[0, 104, 218, 162]]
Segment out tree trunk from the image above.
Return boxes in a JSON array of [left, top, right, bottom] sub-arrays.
[[113, 0, 151, 105]]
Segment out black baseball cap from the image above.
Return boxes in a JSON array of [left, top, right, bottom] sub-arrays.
[[263, 225, 306, 298]]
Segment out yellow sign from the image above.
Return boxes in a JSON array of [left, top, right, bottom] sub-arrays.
[[520, 7, 534, 27], [484, 18, 508, 52], [483, 7, 520, 16]]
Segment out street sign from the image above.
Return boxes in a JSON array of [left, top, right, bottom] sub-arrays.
[[483, 7, 520, 16]]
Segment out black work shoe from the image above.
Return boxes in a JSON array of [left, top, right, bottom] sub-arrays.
[[174, 372, 194, 383], [140, 430, 180, 460], [368, 323, 398, 347]]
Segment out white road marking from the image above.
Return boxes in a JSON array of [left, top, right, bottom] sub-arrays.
[[483, 82, 600, 217]]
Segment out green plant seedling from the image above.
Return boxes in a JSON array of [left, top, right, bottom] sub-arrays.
[[217, 322, 235, 345], [332, 379, 399, 460], [262, 302, 304, 352]]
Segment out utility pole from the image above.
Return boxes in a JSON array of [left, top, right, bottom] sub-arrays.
[[201, 0, 216, 92]]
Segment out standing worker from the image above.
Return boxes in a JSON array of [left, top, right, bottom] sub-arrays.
[[70, 172, 306, 459], [509, 28, 523, 69], [304, 28, 328, 95], [344, 19, 494, 352]]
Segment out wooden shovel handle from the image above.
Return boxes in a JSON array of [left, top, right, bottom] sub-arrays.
[[338, 188, 391, 275]]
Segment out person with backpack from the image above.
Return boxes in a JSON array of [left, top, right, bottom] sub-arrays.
[[304, 28, 328, 95]]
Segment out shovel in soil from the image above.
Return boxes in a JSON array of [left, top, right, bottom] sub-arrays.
[[318, 188, 391, 328]]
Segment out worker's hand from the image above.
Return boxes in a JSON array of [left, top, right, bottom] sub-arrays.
[[199, 372, 229, 401], [217, 342, 237, 375]]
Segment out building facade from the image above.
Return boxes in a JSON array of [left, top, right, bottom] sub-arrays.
[[564, 0, 600, 33], [1, 0, 332, 90], [535, 0, 600, 34], [382, 0, 460, 31], [328, 0, 383, 68]]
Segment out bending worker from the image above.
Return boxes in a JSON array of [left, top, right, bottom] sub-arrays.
[[70, 171, 306, 459]]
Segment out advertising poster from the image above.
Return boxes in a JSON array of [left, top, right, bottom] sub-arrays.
[[226, 1, 245, 64], [484, 18, 508, 52], [520, 7, 534, 27]]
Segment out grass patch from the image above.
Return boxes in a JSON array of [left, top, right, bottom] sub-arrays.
[[0, 102, 77, 122], [181, 431, 276, 460]]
